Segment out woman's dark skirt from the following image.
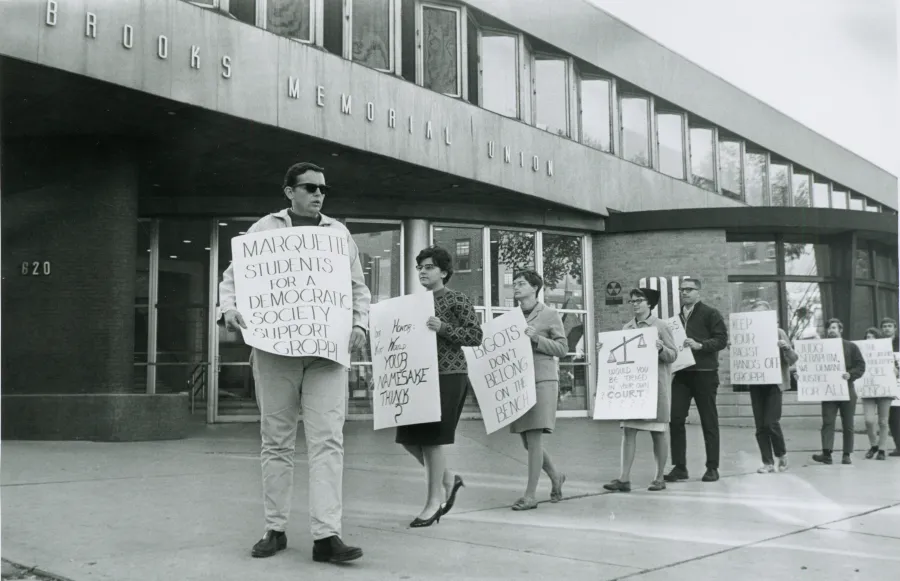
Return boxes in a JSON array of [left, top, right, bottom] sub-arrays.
[[395, 374, 469, 446]]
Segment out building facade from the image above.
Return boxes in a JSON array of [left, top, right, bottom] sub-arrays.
[[2, 0, 896, 439]]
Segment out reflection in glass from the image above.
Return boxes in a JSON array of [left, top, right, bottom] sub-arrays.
[[580, 78, 611, 152], [352, 0, 391, 70], [558, 361, 587, 411], [657, 113, 685, 179], [851, 285, 875, 339], [432, 226, 484, 307], [855, 247, 872, 279], [726, 241, 777, 275], [849, 194, 865, 210], [620, 96, 649, 166], [541, 234, 584, 309], [481, 33, 518, 118], [535, 58, 568, 136], [422, 6, 460, 96], [878, 288, 899, 323], [689, 127, 715, 191], [730, 281, 778, 315], [743, 152, 767, 206], [267, 0, 311, 41], [230, 0, 258, 25], [792, 171, 811, 207], [490, 230, 534, 307], [786, 282, 830, 342], [812, 182, 830, 208], [347, 222, 402, 305], [784, 243, 831, 277], [866, 200, 880, 213], [769, 163, 790, 206], [831, 188, 848, 210], [135, 221, 152, 364], [875, 247, 898, 283], [718, 140, 742, 199]]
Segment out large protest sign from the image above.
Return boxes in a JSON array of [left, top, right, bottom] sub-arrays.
[[795, 339, 848, 402], [593, 328, 659, 420], [852, 339, 897, 398], [462, 309, 536, 434], [231, 226, 353, 366], [729, 311, 781, 385], [664, 316, 695, 373], [369, 292, 441, 430], [894, 354, 900, 407]]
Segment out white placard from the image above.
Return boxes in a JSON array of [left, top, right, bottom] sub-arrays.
[[894, 353, 900, 406], [729, 311, 782, 384], [593, 328, 659, 420], [795, 339, 848, 402], [231, 226, 353, 366], [370, 292, 441, 430], [851, 339, 897, 398], [664, 316, 695, 373], [462, 310, 536, 434]]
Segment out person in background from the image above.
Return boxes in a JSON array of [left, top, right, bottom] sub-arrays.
[[880, 317, 900, 457], [508, 270, 568, 511], [396, 246, 483, 528], [665, 278, 729, 483], [603, 288, 678, 493], [812, 319, 866, 465], [861, 327, 891, 461], [733, 301, 798, 474]]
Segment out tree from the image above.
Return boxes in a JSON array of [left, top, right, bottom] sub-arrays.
[[496, 232, 582, 291]]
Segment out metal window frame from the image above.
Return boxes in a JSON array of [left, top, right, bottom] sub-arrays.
[[416, 1, 467, 99], [618, 92, 652, 168], [477, 27, 522, 119], [790, 166, 812, 208], [576, 74, 613, 153], [716, 135, 744, 201], [686, 117, 717, 191], [741, 147, 769, 206], [654, 109, 686, 180], [343, 0, 401, 74], [811, 176, 832, 209], [532, 52, 572, 138]]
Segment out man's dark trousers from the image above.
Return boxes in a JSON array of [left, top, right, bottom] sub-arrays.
[[670, 370, 720, 470]]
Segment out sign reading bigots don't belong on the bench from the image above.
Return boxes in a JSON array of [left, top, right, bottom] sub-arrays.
[[231, 226, 353, 367]]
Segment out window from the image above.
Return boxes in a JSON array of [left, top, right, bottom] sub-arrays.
[[851, 285, 875, 338], [730, 281, 779, 316], [769, 162, 790, 206], [689, 125, 715, 191], [490, 229, 534, 307], [866, 199, 881, 213], [264, 0, 314, 42], [347, 221, 403, 305], [718, 139, 743, 200], [743, 151, 767, 206], [784, 243, 832, 277], [855, 247, 872, 279], [535, 57, 569, 136], [786, 282, 829, 341], [481, 31, 519, 118], [656, 112, 685, 179], [454, 239, 471, 270], [230, 0, 258, 25], [503, 272, 513, 285], [849, 194, 865, 211], [812, 181, 830, 208], [875, 246, 898, 284], [792, 169, 811, 207], [580, 78, 612, 152], [620, 95, 650, 166], [542, 233, 584, 310], [420, 3, 462, 97], [831, 188, 848, 210], [726, 241, 776, 275], [349, 0, 393, 71]]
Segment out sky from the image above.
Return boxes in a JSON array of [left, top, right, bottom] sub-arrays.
[[587, 0, 899, 179]]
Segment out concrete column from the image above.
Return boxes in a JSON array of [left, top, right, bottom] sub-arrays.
[[403, 219, 430, 294]]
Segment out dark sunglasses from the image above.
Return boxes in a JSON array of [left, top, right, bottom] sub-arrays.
[[293, 183, 330, 194]]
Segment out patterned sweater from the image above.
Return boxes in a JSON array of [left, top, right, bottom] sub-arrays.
[[433, 287, 483, 374]]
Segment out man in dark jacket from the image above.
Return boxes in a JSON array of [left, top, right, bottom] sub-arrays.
[[665, 278, 729, 483], [812, 318, 866, 465], [880, 317, 900, 457]]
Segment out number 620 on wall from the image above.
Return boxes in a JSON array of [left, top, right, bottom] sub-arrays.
[[21, 261, 51, 276]]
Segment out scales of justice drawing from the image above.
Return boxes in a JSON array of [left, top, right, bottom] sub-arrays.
[[607, 333, 647, 365]]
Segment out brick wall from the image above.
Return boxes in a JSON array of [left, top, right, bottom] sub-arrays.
[[2, 139, 138, 395]]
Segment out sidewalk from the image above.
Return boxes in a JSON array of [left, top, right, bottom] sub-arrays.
[[2, 419, 899, 581]]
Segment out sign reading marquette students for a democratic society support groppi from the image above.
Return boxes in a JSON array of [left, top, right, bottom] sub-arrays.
[[593, 328, 659, 421], [231, 226, 353, 367], [852, 339, 898, 399], [463, 309, 536, 434]]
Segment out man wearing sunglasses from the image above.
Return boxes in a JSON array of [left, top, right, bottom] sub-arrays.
[[219, 162, 371, 564], [665, 278, 728, 483]]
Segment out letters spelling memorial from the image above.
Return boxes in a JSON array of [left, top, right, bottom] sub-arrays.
[[232, 227, 353, 366]]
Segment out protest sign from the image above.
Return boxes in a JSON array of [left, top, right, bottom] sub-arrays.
[[462, 309, 536, 434], [593, 328, 659, 420], [852, 339, 896, 399], [729, 311, 781, 384], [894, 353, 900, 407], [795, 339, 848, 402], [370, 292, 441, 430], [231, 226, 353, 366], [664, 316, 695, 373]]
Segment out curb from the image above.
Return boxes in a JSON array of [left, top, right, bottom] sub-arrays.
[[1, 559, 76, 581]]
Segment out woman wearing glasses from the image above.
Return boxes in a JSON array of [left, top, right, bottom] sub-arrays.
[[508, 270, 569, 511], [603, 288, 678, 492], [396, 246, 483, 528]]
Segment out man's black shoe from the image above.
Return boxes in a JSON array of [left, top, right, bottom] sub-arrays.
[[811, 453, 833, 465], [663, 466, 689, 482], [701, 468, 719, 482], [251, 530, 286, 558], [312, 536, 363, 563]]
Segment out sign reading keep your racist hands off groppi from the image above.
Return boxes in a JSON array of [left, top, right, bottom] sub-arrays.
[[231, 226, 354, 367]]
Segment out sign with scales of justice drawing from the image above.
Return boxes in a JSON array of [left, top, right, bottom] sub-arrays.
[[593, 328, 659, 420]]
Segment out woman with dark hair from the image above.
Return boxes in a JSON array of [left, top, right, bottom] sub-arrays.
[[602, 288, 677, 492], [862, 327, 891, 460], [508, 270, 568, 511], [396, 245, 483, 527]]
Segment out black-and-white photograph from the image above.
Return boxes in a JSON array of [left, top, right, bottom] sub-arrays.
[[1, 0, 898, 579]]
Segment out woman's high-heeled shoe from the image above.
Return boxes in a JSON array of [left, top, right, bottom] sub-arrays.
[[409, 504, 445, 528], [441, 475, 465, 516]]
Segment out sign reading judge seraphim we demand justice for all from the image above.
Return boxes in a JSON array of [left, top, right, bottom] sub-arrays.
[[795, 338, 848, 402], [231, 226, 353, 367], [593, 328, 659, 420]]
